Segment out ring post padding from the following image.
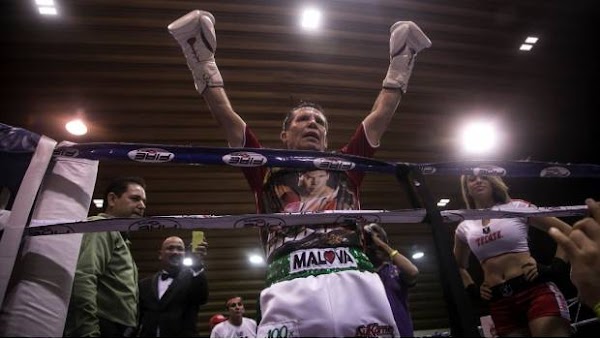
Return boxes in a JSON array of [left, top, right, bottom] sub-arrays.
[[0, 142, 98, 337], [0, 135, 56, 308]]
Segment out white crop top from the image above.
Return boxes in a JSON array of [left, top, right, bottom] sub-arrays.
[[455, 200, 532, 262]]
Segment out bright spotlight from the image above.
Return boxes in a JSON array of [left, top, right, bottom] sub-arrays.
[[35, 0, 55, 6], [38, 6, 58, 16], [248, 254, 264, 265], [301, 8, 321, 30], [182, 257, 193, 266], [412, 252, 424, 260], [460, 121, 497, 154], [65, 119, 88, 136]]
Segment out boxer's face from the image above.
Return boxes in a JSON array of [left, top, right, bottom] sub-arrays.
[[280, 107, 328, 151]]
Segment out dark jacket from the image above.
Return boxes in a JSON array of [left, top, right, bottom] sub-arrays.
[[138, 268, 208, 337]]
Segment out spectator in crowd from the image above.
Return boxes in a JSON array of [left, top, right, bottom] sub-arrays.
[[138, 236, 209, 337], [210, 296, 257, 338], [364, 223, 419, 337], [65, 176, 146, 337]]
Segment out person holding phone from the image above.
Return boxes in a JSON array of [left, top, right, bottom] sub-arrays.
[[137, 235, 209, 337]]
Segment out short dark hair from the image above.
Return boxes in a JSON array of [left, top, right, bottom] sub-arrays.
[[102, 176, 146, 212], [282, 101, 327, 131], [225, 296, 243, 309]]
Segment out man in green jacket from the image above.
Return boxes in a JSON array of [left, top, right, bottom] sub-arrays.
[[64, 176, 147, 337]]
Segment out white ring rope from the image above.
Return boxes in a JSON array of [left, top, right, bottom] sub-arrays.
[[26, 204, 588, 236]]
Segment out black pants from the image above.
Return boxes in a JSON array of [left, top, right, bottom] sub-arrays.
[[98, 317, 136, 337]]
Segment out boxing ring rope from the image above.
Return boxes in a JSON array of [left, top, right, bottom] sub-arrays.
[[50, 141, 599, 336], [2, 134, 598, 336], [567, 297, 599, 332], [26, 205, 589, 236], [54, 142, 600, 177]]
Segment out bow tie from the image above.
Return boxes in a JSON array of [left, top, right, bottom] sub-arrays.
[[160, 271, 177, 281]]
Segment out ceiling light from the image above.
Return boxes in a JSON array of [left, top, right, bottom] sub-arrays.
[[519, 44, 533, 51], [65, 119, 88, 136], [93, 199, 104, 208], [412, 252, 424, 259], [35, 0, 55, 6], [38, 6, 58, 16], [460, 121, 498, 154], [301, 8, 321, 30], [524, 36, 538, 44], [248, 254, 264, 265]]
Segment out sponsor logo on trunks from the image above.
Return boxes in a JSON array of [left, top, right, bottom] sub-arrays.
[[267, 325, 293, 338], [128, 218, 181, 232], [313, 157, 355, 171], [289, 247, 357, 274], [259, 321, 299, 338], [501, 284, 513, 297], [355, 323, 395, 338], [473, 165, 507, 177], [222, 152, 267, 167], [127, 148, 174, 163], [233, 216, 286, 229], [53, 147, 79, 157], [476, 230, 503, 247], [540, 166, 571, 178]]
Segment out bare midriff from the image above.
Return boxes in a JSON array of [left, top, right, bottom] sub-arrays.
[[481, 251, 532, 286]]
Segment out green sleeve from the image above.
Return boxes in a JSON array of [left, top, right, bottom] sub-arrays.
[[66, 232, 113, 337]]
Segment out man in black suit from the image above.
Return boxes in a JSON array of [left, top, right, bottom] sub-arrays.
[[138, 236, 209, 337]]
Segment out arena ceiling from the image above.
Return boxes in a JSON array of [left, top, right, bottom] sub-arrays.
[[2, 0, 598, 335]]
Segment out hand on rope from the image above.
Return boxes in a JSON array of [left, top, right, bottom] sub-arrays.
[[549, 198, 600, 313]]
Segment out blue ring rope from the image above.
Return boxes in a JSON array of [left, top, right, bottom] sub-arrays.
[[53, 142, 600, 178]]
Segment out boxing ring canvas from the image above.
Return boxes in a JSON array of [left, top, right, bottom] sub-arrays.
[[0, 122, 598, 336]]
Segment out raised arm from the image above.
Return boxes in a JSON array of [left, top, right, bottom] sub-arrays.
[[168, 10, 246, 147], [371, 232, 419, 285], [362, 21, 431, 146]]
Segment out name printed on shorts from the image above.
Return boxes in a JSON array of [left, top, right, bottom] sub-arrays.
[[289, 247, 357, 274], [355, 323, 395, 338]]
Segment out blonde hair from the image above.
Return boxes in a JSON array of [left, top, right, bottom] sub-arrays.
[[460, 175, 510, 209]]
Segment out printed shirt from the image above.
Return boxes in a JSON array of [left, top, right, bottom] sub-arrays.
[[241, 124, 376, 261], [455, 200, 532, 262], [210, 318, 257, 338]]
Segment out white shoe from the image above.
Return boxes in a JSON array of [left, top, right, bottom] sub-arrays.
[[382, 21, 432, 93], [168, 10, 223, 94]]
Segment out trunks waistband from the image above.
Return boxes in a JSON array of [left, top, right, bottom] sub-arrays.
[[490, 275, 541, 301], [266, 247, 373, 286]]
